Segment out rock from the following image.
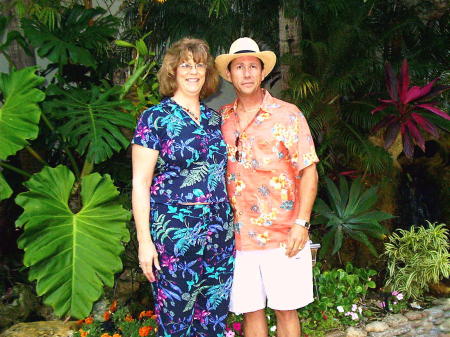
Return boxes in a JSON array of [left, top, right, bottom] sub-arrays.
[[382, 314, 408, 327], [325, 331, 346, 337], [411, 319, 433, 329], [404, 310, 423, 320], [36, 304, 59, 321], [368, 325, 411, 337], [91, 297, 110, 321], [345, 327, 367, 337], [0, 321, 76, 337], [116, 270, 141, 302], [439, 333, 450, 337], [424, 307, 444, 320], [365, 321, 389, 332], [0, 284, 39, 329], [433, 298, 450, 307], [440, 318, 450, 332]]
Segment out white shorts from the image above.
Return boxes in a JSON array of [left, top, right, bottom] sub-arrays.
[[229, 242, 314, 314]]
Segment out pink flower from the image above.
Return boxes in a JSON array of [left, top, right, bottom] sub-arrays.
[[378, 301, 386, 308], [193, 309, 210, 323], [232, 322, 242, 332], [161, 255, 179, 271], [396, 293, 404, 300], [392, 291, 399, 296], [225, 331, 235, 337]]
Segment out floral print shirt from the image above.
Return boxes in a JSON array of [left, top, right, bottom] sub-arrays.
[[132, 98, 228, 205], [220, 90, 319, 251]]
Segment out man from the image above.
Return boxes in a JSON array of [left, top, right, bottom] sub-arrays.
[[215, 37, 319, 337]]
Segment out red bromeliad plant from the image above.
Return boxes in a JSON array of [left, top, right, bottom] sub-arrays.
[[371, 59, 450, 158]]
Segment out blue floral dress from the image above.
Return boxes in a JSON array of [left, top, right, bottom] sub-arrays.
[[132, 98, 235, 337]]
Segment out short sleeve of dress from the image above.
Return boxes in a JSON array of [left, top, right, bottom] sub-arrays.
[[131, 107, 162, 151], [286, 109, 319, 172]]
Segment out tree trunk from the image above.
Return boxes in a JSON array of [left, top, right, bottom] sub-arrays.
[[278, 6, 301, 91], [5, 0, 36, 70]]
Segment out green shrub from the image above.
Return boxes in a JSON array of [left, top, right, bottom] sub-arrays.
[[384, 221, 450, 299], [300, 262, 376, 334]]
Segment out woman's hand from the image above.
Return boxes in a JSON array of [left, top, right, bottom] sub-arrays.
[[139, 241, 161, 282]]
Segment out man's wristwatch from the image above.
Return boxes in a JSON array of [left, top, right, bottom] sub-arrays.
[[294, 219, 311, 230]]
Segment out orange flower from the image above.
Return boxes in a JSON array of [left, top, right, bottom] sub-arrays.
[[139, 310, 154, 319], [76, 319, 84, 325], [124, 314, 134, 322], [79, 329, 89, 337], [112, 334, 121, 337], [103, 311, 111, 321], [84, 317, 94, 324], [109, 300, 118, 312], [151, 314, 158, 320], [100, 334, 111, 337], [139, 326, 152, 336]]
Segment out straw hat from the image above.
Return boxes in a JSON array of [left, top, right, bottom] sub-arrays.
[[215, 37, 276, 81]]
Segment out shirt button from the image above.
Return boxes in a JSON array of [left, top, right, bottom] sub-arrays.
[[238, 211, 243, 215]]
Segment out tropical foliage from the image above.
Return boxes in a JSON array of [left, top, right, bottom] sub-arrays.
[[384, 221, 450, 299], [0, 2, 159, 319], [22, 5, 119, 69], [0, 0, 448, 328], [371, 59, 450, 158], [16, 166, 130, 318], [0, 66, 45, 201], [313, 177, 393, 257]]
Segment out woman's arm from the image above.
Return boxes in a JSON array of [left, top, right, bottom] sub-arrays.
[[132, 144, 161, 282]]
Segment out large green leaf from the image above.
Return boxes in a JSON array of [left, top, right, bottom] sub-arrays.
[[315, 176, 392, 256], [15, 165, 130, 318], [0, 171, 12, 201], [0, 67, 45, 159], [44, 84, 135, 164], [22, 6, 119, 68]]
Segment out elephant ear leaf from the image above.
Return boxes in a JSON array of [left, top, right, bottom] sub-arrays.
[[0, 172, 13, 201], [0, 66, 45, 159], [15, 165, 130, 319], [44, 84, 135, 164]]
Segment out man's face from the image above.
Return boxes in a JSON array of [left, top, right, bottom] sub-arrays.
[[226, 56, 264, 98]]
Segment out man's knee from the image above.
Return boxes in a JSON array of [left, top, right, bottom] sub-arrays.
[[244, 309, 266, 320], [274, 309, 298, 321]]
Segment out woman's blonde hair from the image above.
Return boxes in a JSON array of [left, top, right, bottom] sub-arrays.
[[157, 38, 219, 99]]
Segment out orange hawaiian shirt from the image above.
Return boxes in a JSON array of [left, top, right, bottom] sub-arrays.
[[220, 90, 319, 251]]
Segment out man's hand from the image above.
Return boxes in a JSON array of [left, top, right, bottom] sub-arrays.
[[139, 241, 161, 282], [285, 225, 309, 257]]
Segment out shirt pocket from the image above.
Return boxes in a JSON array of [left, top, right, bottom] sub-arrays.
[[252, 140, 289, 171]]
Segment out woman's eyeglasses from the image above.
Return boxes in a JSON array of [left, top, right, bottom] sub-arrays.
[[235, 136, 241, 162], [178, 63, 207, 72]]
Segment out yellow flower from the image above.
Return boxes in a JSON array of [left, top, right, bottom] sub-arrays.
[[256, 232, 270, 244], [235, 180, 246, 193]]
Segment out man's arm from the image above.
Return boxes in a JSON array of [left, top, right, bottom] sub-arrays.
[[285, 163, 318, 257]]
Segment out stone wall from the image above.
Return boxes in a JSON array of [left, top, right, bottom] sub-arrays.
[[327, 298, 450, 337]]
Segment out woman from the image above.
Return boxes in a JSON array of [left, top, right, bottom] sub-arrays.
[[131, 38, 235, 337]]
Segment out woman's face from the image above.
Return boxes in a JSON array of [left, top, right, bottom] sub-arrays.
[[174, 54, 206, 99]]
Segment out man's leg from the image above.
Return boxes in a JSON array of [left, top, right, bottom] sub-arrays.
[[243, 309, 268, 337], [274, 310, 300, 337]]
